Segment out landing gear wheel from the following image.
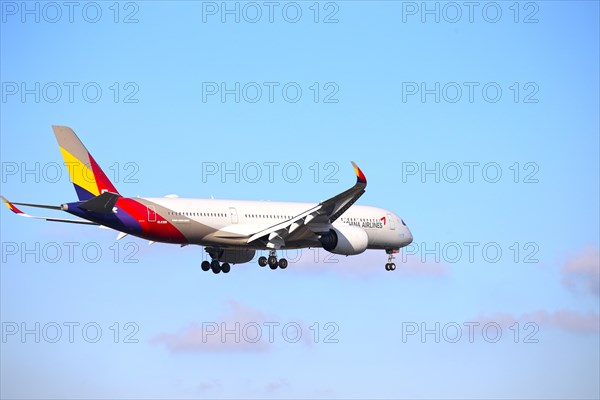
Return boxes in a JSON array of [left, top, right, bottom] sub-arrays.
[[221, 262, 231, 273], [268, 256, 278, 269], [258, 256, 268, 267], [278, 258, 288, 269], [201, 261, 211, 272], [211, 260, 221, 274], [385, 249, 398, 271]]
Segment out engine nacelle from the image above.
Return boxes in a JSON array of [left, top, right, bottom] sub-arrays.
[[206, 248, 256, 264], [319, 226, 369, 255]]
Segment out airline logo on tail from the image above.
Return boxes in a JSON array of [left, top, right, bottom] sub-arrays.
[[53, 126, 119, 201]]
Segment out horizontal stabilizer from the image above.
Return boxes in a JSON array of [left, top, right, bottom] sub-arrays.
[[1, 195, 98, 225], [1, 196, 61, 212], [41, 218, 99, 225]]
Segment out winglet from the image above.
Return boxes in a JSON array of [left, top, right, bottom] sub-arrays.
[[351, 161, 367, 184], [1, 196, 24, 214]]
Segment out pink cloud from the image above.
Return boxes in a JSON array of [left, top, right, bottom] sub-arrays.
[[474, 309, 600, 334], [265, 378, 291, 393], [561, 245, 600, 297], [151, 301, 274, 353], [151, 301, 312, 353], [196, 380, 221, 394]]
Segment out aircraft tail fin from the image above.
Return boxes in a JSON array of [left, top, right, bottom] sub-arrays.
[[52, 126, 120, 201]]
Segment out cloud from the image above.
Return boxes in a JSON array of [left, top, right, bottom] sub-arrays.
[[265, 378, 291, 394], [196, 380, 222, 394], [151, 301, 274, 353], [474, 309, 600, 334], [151, 301, 312, 353], [561, 245, 600, 297]]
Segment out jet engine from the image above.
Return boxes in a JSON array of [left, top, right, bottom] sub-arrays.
[[319, 226, 369, 255]]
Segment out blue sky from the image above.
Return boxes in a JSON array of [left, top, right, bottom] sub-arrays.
[[1, 1, 599, 398]]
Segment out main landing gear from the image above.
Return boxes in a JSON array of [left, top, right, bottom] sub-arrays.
[[258, 250, 288, 270], [201, 247, 232, 274], [385, 249, 397, 271], [201, 259, 231, 274]]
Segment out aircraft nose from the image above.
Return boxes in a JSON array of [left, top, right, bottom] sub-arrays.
[[404, 225, 413, 245], [397, 216, 413, 246]]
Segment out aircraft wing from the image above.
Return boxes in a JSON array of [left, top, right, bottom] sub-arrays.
[[1, 196, 99, 225], [246, 161, 367, 248]]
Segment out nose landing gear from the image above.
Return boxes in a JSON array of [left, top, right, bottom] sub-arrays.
[[385, 249, 398, 271]]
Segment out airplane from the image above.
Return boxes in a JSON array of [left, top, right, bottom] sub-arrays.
[[1, 126, 413, 274]]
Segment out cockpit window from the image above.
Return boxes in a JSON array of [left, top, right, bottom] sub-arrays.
[[401, 219, 406, 226]]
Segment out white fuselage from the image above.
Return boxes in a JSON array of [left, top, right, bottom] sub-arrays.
[[141, 197, 412, 250]]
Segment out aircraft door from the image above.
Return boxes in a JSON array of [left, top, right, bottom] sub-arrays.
[[230, 207, 238, 223], [147, 206, 156, 222], [387, 213, 395, 230]]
